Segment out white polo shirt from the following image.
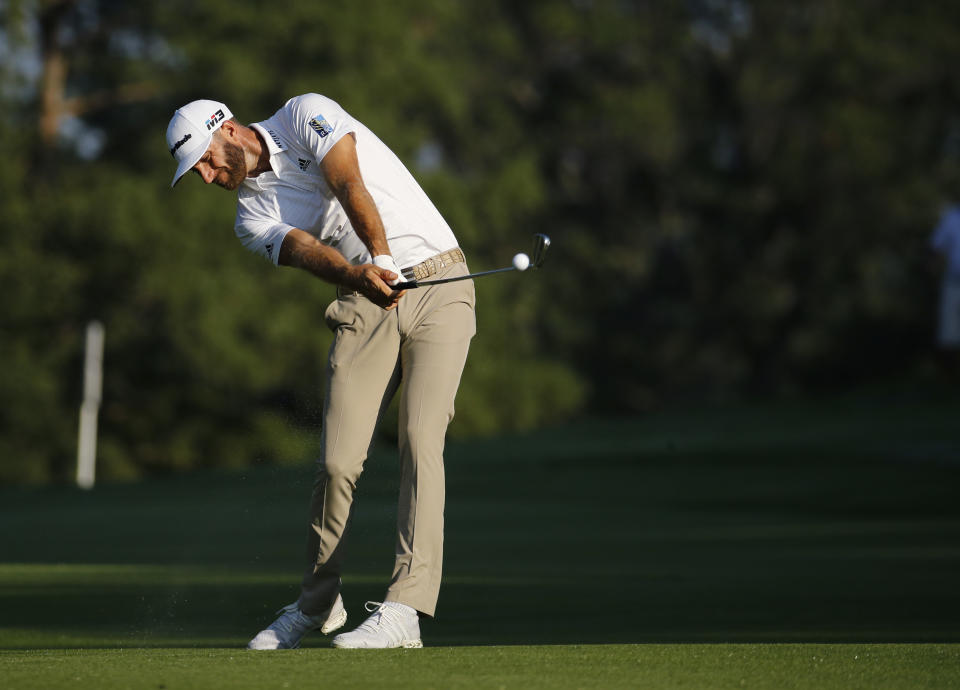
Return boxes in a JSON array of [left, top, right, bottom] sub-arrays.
[[234, 94, 458, 269]]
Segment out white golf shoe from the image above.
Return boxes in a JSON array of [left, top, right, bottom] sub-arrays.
[[247, 595, 347, 650], [332, 601, 423, 649]]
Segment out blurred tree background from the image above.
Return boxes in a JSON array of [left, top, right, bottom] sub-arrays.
[[1, 0, 957, 483]]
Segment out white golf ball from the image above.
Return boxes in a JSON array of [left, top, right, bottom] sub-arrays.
[[512, 252, 530, 271]]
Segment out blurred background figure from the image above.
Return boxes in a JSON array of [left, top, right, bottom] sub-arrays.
[[930, 202, 960, 375]]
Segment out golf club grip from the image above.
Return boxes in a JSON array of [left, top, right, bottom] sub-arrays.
[[394, 273, 471, 290]]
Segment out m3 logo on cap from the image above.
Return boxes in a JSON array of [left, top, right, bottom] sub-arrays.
[[205, 109, 226, 130], [308, 116, 333, 138]]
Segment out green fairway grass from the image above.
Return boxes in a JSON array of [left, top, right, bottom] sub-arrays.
[[2, 394, 959, 687], [2, 645, 959, 690]]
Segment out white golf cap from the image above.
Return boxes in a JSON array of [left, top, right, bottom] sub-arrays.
[[165, 99, 234, 187]]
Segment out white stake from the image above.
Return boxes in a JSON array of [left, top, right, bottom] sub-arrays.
[[76, 320, 104, 490]]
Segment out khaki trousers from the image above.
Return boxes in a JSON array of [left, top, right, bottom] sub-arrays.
[[298, 261, 475, 617]]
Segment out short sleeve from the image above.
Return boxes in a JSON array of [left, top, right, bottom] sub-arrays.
[[234, 199, 294, 266], [285, 94, 356, 164]]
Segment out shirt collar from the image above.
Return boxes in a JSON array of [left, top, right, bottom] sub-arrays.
[[251, 123, 286, 157]]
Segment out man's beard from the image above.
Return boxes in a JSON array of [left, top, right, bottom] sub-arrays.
[[215, 142, 247, 190]]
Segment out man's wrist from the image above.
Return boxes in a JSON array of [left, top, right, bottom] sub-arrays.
[[372, 254, 402, 285], [337, 263, 361, 290]]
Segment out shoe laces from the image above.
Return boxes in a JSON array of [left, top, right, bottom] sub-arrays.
[[357, 601, 408, 633]]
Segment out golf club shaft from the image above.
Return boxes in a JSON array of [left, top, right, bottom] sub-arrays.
[[394, 266, 515, 290]]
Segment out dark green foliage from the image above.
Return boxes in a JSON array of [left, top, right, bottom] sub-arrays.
[[1, 2, 958, 481]]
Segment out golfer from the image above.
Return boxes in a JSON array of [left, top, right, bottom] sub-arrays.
[[166, 95, 476, 649]]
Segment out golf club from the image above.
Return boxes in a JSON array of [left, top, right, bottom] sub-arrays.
[[394, 233, 551, 289]]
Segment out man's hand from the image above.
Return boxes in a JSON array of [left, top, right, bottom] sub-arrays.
[[346, 264, 406, 309], [372, 254, 403, 286]]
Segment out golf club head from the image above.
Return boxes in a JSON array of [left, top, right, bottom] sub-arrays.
[[532, 233, 551, 269]]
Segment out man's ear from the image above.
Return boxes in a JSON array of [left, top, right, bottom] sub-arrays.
[[219, 119, 238, 140]]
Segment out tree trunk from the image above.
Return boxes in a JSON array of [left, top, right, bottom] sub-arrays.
[[37, 0, 74, 151]]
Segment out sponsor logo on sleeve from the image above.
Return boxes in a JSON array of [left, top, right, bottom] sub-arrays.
[[308, 116, 334, 138], [169, 132, 192, 156], [205, 109, 226, 130], [265, 242, 274, 260]]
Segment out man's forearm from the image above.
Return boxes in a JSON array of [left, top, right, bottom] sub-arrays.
[[278, 227, 354, 284], [335, 180, 391, 258], [320, 134, 393, 260], [278, 226, 403, 309]]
